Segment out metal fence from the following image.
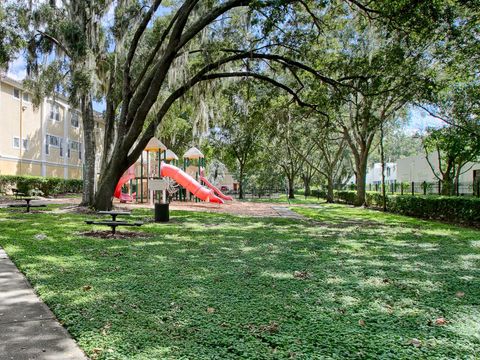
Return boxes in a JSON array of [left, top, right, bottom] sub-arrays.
[[229, 188, 286, 199], [363, 181, 480, 197]]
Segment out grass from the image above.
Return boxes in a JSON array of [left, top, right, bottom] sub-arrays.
[[0, 204, 479, 359], [241, 193, 325, 205]]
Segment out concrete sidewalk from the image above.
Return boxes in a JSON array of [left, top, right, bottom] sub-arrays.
[[0, 247, 87, 360]]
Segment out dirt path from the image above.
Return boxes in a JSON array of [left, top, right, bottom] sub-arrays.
[[118, 199, 307, 219], [0, 195, 308, 220]]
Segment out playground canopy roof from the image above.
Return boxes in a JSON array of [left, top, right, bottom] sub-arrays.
[[144, 137, 167, 152], [165, 149, 179, 161], [183, 146, 204, 159]]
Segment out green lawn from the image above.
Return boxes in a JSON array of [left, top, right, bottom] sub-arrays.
[[241, 193, 325, 205], [0, 204, 479, 359]]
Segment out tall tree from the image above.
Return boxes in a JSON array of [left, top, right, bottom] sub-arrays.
[[23, 1, 111, 205], [0, 3, 26, 69], [423, 126, 480, 195], [210, 81, 269, 199]]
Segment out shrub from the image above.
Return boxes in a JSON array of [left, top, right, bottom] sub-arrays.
[[386, 195, 480, 224], [332, 189, 480, 224], [366, 192, 385, 207], [334, 190, 357, 204], [0, 175, 83, 196], [311, 189, 327, 199]]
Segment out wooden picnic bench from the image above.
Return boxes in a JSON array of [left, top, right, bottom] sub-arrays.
[[7, 198, 47, 212], [85, 211, 143, 234]]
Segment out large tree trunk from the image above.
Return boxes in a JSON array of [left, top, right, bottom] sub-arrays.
[[326, 176, 334, 203], [238, 165, 244, 200], [303, 174, 311, 197], [288, 176, 295, 199], [380, 122, 387, 211], [355, 155, 368, 206], [441, 175, 454, 196], [93, 153, 131, 210], [80, 95, 96, 207]]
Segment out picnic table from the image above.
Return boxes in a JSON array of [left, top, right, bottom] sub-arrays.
[[85, 211, 143, 234], [97, 210, 132, 221], [7, 198, 47, 213], [11, 189, 26, 199]]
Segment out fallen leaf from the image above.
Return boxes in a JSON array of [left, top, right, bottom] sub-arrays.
[[358, 319, 366, 326], [207, 307, 215, 313], [408, 338, 422, 348], [293, 271, 312, 279], [455, 291, 465, 298], [435, 317, 447, 326], [259, 321, 279, 333]]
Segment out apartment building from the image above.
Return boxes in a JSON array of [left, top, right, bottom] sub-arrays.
[[396, 153, 480, 184], [0, 76, 104, 179]]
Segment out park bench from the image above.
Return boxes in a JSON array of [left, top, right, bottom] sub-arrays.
[[85, 211, 143, 234], [7, 198, 47, 213]]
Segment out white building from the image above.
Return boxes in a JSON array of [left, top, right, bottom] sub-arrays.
[[348, 162, 397, 185], [396, 153, 480, 184]]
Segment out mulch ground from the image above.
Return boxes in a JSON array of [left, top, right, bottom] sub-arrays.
[[119, 200, 284, 217]]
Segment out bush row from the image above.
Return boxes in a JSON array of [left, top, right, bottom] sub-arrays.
[[0, 175, 83, 196], [332, 190, 480, 224]]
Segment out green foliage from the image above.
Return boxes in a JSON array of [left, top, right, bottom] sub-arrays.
[[0, 175, 82, 196], [1, 205, 479, 358], [334, 190, 358, 205], [387, 195, 480, 224], [0, 3, 27, 67], [333, 190, 480, 225]]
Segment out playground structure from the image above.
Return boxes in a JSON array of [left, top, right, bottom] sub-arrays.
[[113, 138, 233, 205]]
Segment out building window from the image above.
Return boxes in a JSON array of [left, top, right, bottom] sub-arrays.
[[50, 103, 61, 121], [387, 167, 391, 177], [69, 140, 83, 160], [22, 138, 29, 150], [22, 92, 30, 102], [45, 134, 62, 156], [70, 141, 79, 151], [13, 88, 20, 99], [47, 134, 61, 147], [13, 137, 20, 149], [71, 112, 79, 128]]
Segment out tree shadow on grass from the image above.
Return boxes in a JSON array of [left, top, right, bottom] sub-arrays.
[[0, 207, 478, 359]]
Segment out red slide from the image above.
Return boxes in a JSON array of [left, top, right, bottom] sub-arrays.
[[160, 163, 224, 204], [114, 165, 136, 202], [200, 175, 233, 201]]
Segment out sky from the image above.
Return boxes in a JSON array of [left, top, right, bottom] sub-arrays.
[[7, 55, 445, 132]]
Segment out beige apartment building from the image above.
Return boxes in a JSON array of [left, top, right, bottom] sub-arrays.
[[0, 76, 104, 179]]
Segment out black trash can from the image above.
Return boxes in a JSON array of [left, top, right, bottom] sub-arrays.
[[155, 203, 169, 222]]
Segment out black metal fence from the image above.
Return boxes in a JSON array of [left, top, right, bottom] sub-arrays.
[[362, 180, 480, 197], [229, 188, 286, 199]]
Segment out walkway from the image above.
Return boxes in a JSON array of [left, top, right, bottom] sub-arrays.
[[0, 247, 87, 360], [271, 206, 306, 220]]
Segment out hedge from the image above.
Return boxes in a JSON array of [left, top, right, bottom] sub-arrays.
[[332, 190, 480, 224], [386, 196, 480, 224], [0, 175, 83, 196]]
